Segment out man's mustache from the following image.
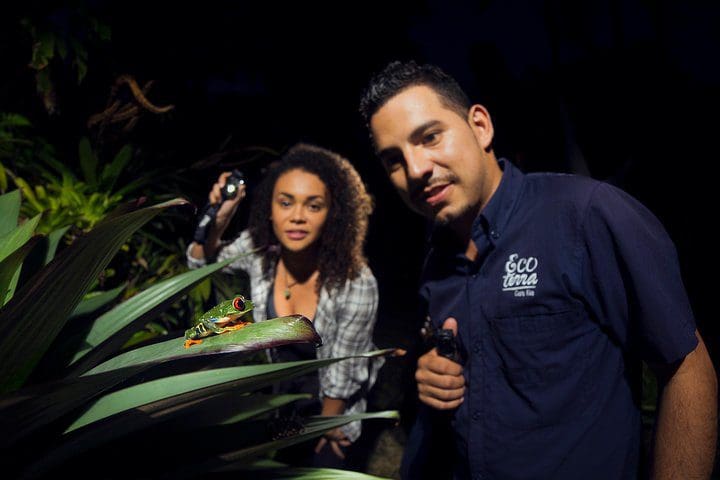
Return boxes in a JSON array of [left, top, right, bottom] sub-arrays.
[[409, 175, 457, 203]]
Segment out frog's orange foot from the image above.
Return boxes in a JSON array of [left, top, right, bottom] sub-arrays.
[[225, 321, 250, 332], [184, 338, 203, 349]]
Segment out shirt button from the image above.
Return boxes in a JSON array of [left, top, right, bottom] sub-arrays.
[[472, 410, 481, 421], [473, 342, 481, 354], [490, 230, 500, 239]]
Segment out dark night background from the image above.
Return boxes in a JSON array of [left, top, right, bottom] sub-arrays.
[[2, 0, 719, 473]]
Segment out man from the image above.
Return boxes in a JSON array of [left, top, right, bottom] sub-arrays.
[[359, 60, 717, 479]]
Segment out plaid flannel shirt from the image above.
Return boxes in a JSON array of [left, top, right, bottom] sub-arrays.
[[187, 230, 382, 441]]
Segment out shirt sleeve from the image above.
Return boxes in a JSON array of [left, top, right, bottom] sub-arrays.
[[319, 266, 380, 401], [579, 182, 697, 364], [185, 230, 257, 273]]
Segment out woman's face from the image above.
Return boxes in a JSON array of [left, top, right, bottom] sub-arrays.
[[271, 168, 330, 253]]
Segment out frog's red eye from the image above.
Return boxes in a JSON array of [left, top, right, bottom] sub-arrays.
[[233, 297, 245, 310]]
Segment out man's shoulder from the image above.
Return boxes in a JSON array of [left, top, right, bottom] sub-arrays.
[[517, 171, 607, 216], [524, 171, 602, 197]]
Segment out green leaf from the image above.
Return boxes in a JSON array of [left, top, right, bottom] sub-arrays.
[[30, 32, 55, 70], [0, 213, 41, 263], [113, 169, 162, 197], [18, 349, 395, 477], [0, 236, 40, 306], [69, 255, 248, 370], [43, 156, 76, 180], [69, 284, 126, 319], [84, 315, 323, 376], [177, 392, 313, 429], [11, 177, 44, 213], [0, 198, 188, 393], [72, 350, 394, 433], [16, 225, 69, 294], [188, 411, 401, 477], [100, 145, 132, 192], [41, 225, 69, 264], [0, 113, 32, 128], [0, 189, 21, 236], [0, 163, 7, 193], [232, 460, 392, 479], [55, 37, 67, 60], [0, 364, 150, 449], [78, 137, 97, 188]]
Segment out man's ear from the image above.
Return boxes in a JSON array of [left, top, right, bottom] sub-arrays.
[[467, 104, 494, 151]]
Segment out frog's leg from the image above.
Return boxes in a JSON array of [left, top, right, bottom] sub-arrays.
[[225, 321, 250, 331], [184, 338, 203, 349], [218, 321, 251, 334], [202, 317, 226, 334]]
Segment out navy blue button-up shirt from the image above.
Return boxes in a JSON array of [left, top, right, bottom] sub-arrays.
[[418, 159, 697, 479]]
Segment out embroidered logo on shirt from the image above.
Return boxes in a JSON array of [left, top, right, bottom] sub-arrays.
[[502, 253, 538, 297]]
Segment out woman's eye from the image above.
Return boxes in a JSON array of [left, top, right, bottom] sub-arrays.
[[280, 200, 291, 207], [308, 204, 323, 212]]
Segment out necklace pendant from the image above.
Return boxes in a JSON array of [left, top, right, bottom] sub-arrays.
[[283, 288, 291, 300]]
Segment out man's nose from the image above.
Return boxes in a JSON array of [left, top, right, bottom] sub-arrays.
[[406, 149, 433, 180]]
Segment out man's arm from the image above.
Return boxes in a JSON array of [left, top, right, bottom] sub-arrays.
[[650, 330, 717, 480]]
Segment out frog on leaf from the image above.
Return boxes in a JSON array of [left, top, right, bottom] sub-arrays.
[[184, 295, 255, 348]]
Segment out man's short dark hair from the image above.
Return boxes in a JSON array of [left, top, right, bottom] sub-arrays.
[[359, 60, 471, 130]]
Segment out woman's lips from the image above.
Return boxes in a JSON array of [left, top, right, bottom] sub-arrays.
[[285, 230, 309, 240], [424, 184, 451, 206]]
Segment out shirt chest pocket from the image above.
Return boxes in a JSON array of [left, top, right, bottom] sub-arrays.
[[486, 308, 596, 430]]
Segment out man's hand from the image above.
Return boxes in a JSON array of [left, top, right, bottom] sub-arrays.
[[314, 427, 352, 459], [416, 317, 465, 410]]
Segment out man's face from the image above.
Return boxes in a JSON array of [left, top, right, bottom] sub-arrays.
[[370, 85, 499, 229]]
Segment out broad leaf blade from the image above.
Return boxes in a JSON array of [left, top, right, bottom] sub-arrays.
[[84, 315, 323, 376], [0, 189, 21, 236], [100, 144, 132, 192], [74, 349, 394, 432], [0, 213, 41, 262], [20, 349, 395, 477], [78, 137, 97, 188], [170, 392, 312, 429], [69, 284, 126, 319], [16, 225, 70, 294], [0, 236, 40, 305], [231, 459, 392, 479], [187, 411, 401, 477], [0, 198, 188, 393], [0, 364, 149, 449], [69, 256, 247, 369]]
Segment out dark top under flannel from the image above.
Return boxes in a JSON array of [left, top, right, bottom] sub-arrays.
[[417, 159, 698, 480]]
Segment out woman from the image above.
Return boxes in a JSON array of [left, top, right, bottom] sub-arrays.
[[187, 143, 380, 467]]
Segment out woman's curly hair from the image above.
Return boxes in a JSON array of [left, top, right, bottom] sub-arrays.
[[247, 143, 373, 292]]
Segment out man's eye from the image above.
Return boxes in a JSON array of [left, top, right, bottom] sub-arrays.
[[423, 132, 440, 144], [382, 155, 402, 172]]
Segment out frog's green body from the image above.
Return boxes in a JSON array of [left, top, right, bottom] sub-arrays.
[[184, 295, 254, 348]]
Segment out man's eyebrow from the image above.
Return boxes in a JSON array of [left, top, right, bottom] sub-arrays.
[[408, 120, 443, 141], [376, 120, 442, 159]]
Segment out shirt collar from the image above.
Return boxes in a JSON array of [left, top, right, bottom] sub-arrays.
[[472, 157, 523, 247], [428, 157, 524, 251]]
